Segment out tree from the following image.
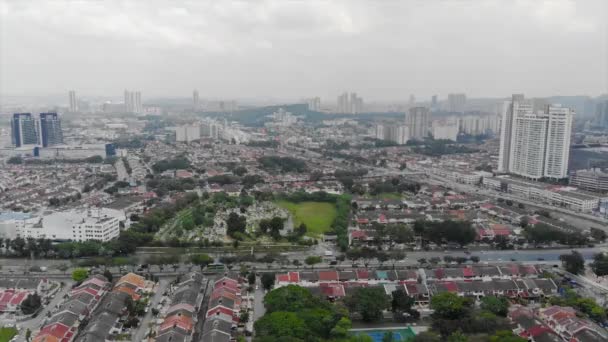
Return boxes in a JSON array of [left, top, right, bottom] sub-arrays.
[[447, 331, 468, 342], [305, 256, 322, 268], [261, 273, 275, 291], [247, 272, 256, 285], [391, 289, 415, 313], [263, 285, 328, 313], [233, 166, 248, 176], [382, 331, 394, 342], [103, 269, 113, 282], [239, 311, 250, 323], [430, 292, 472, 320], [480, 296, 510, 317], [226, 212, 247, 239], [590, 228, 607, 242], [72, 268, 89, 282], [21, 293, 41, 314], [269, 216, 284, 239], [560, 251, 585, 274], [489, 330, 527, 342], [412, 332, 441, 342], [181, 216, 195, 230], [326, 316, 350, 338], [254, 311, 307, 340], [591, 253, 608, 276], [345, 287, 390, 322], [10, 237, 26, 256]]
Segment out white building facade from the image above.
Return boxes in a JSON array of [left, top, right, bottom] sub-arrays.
[[498, 95, 573, 179]]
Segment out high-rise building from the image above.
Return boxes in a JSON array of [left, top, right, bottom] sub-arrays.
[[11, 113, 39, 147], [498, 94, 574, 179], [306, 97, 321, 111], [68, 90, 77, 112], [544, 105, 573, 178], [176, 125, 201, 143], [336, 92, 363, 114], [193, 90, 200, 109], [123, 90, 142, 113], [134, 91, 142, 113], [38, 113, 64, 148], [407, 107, 430, 140], [595, 101, 608, 128], [498, 94, 525, 172], [376, 123, 409, 144], [432, 120, 459, 141], [509, 105, 549, 179], [124, 90, 133, 112], [447, 93, 467, 113], [409, 94, 416, 106]]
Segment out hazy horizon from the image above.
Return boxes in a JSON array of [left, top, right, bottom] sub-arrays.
[[1, 1, 607, 100]]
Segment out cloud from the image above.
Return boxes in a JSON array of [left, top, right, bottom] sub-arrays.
[[0, 0, 605, 99]]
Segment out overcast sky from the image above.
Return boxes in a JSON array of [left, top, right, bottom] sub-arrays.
[[0, 0, 606, 101]]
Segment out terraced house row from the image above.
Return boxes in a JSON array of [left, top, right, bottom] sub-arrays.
[[202, 275, 243, 342], [274, 264, 557, 306], [155, 272, 206, 342], [77, 272, 149, 342], [35, 275, 111, 342]]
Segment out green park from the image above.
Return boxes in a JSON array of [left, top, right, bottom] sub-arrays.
[[275, 200, 337, 237]]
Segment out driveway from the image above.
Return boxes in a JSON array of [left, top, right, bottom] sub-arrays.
[[131, 279, 170, 342]]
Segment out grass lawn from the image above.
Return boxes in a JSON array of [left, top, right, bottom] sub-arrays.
[[0, 327, 17, 342], [276, 201, 337, 237]]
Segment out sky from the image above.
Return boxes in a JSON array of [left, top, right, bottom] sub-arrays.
[[0, 0, 607, 102]]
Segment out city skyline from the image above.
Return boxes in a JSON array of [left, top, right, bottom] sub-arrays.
[[1, 1, 606, 100]]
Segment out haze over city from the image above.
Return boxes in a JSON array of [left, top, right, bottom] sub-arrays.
[[1, 0, 607, 100], [2, 2, 608, 342]]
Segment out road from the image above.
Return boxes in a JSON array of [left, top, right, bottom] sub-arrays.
[[132, 278, 170, 342], [191, 277, 212, 341], [115, 158, 129, 181], [14, 281, 73, 342]]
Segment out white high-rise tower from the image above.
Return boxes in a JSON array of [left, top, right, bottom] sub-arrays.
[[68, 90, 77, 112], [498, 94, 574, 179]]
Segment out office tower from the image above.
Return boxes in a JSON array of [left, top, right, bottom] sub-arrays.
[[447, 93, 467, 113], [407, 107, 430, 140], [497, 94, 525, 172], [409, 94, 416, 106], [193, 90, 200, 109], [431, 95, 438, 106], [498, 94, 574, 179], [38, 113, 64, 147], [68, 90, 77, 112], [11, 113, 39, 147]]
